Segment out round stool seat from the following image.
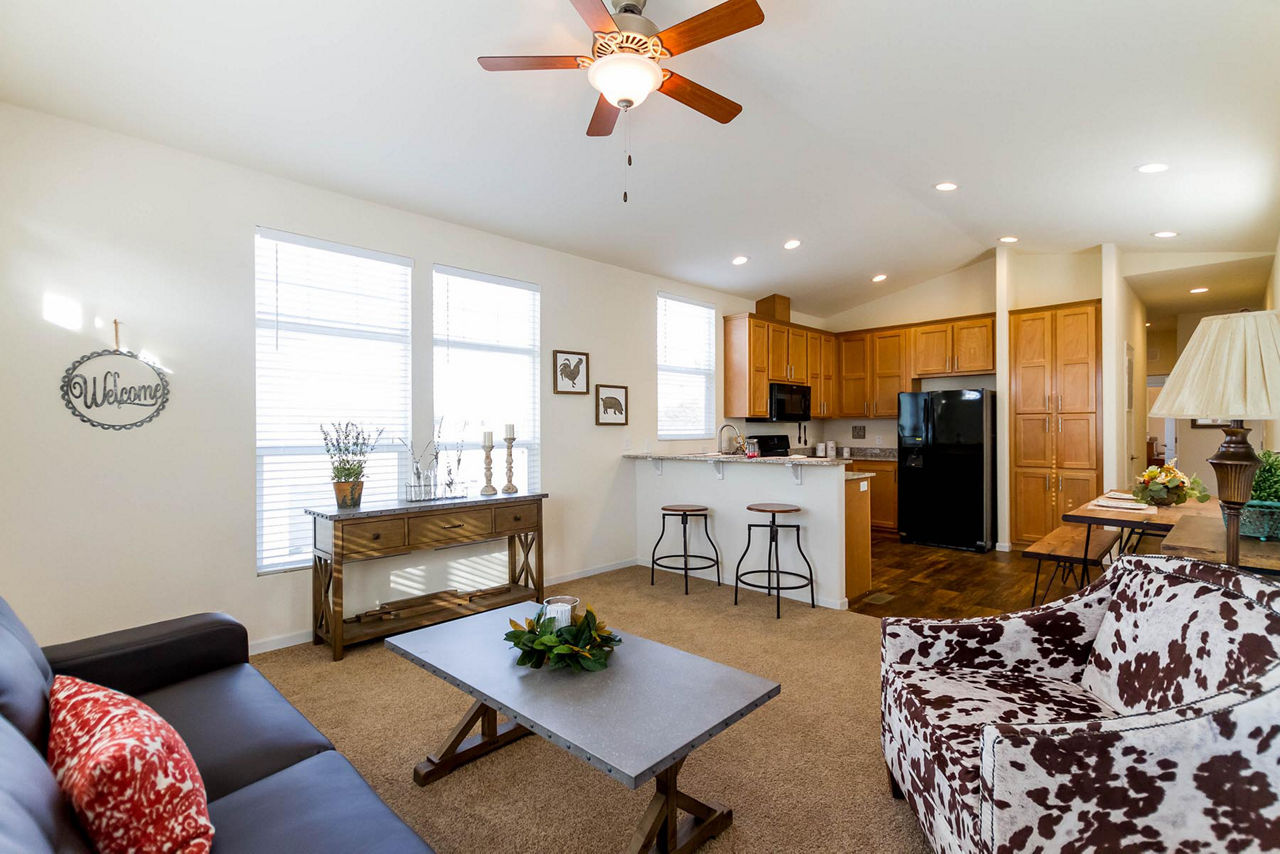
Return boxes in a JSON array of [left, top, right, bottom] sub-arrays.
[[662, 504, 709, 514], [746, 503, 801, 514]]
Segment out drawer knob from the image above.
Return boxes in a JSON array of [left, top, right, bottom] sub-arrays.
[[513, 515, 522, 522], [442, 523, 464, 530], [371, 533, 381, 541]]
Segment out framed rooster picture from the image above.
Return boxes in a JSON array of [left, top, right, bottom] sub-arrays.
[[552, 350, 589, 395]]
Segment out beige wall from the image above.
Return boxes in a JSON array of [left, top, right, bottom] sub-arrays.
[[823, 256, 996, 331], [1146, 329, 1178, 375], [1009, 249, 1102, 310], [0, 104, 763, 648], [1267, 235, 1279, 450]]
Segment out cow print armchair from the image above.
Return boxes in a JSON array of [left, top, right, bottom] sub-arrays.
[[880, 554, 1280, 853]]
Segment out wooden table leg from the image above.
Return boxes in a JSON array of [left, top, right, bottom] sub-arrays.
[[413, 698, 531, 786], [535, 526, 544, 603], [331, 553, 345, 661], [626, 758, 733, 854]]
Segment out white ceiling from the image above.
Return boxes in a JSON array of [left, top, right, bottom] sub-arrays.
[[1127, 255, 1273, 319], [2, 0, 1278, 317]]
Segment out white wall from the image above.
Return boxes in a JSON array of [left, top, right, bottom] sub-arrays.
[[823, 256, 996, 331], [1101, 245, 1148, 488], [1267, 235, 1280, 450], [0, 104, 763, 647], [1009, 249, 1102, 310]]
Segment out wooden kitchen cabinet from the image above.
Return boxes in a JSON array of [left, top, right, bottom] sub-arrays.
[[1012, 468, 1055, 543], [820, 334, 836, 419], [871, 331, 910, 419], [725, 313, 827, 419], [838, 334, 870, 417], [788, 327, 808, 382], [767, 323, 790, 382], [912, 323, 953, 376], [724, 315, 770, 418], [912, 316, 994, 377], [852, 460, 899, 531]]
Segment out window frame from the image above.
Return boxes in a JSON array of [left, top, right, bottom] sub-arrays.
[[656, 291, 717, 441]]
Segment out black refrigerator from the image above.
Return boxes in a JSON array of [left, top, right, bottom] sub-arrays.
[[898, 390, 996, 552]]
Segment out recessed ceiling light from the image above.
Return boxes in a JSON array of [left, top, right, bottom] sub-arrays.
[[1152, 231, 1179, 239], [1190, 287, 1209, 294], [1137, 163, 1170, 174], [783, 239, 801, 250], [999, 236, 1019, 244], [731, 255, 749, 266], [871, 274, 888, 283], [934, 182, 958, 192]]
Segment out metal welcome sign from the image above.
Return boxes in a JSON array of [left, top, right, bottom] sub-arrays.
[[60, 349, 170, 430]]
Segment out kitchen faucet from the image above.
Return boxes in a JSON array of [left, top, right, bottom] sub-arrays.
[[718, 423, 745, 455]]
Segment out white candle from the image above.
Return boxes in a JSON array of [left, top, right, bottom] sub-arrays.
[[482, 431, 493, 446], [545, 602, 571, 630], [505, 423, 515, 440]]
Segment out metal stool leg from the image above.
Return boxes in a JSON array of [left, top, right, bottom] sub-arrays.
[[734, 525, 755, 606], [651, 513, 669, 586], [703, 516, 722, 586], [681, 513, 691, 595], [1032, 559, 1044, 606], [792, 525, 816, 609], [770, 514, 782, 619]]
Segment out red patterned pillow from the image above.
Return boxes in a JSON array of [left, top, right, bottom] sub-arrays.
[[46, 675, 214, 854]]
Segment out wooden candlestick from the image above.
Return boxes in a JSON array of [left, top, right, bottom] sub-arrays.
[[502, 437, 518, 494], [481, 442, 497, 496]]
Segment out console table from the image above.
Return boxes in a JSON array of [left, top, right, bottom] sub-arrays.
[[306, 493, 547, 660]]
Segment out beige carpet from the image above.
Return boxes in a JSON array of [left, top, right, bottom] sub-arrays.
[[253, 567, 930, 853]]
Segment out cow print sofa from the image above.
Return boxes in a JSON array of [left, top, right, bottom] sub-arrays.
[[881, 554, 1280, 853]]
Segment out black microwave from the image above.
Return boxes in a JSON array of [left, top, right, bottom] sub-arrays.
[[748, 382, 811, 422]]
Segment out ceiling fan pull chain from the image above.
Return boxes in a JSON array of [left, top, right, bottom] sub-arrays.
[[622, 108, 631, 203]]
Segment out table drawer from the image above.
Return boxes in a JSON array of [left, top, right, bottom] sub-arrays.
[[409, 509, 493, 546], [342, 519, 406, 555], [494, 503, 539, 534]]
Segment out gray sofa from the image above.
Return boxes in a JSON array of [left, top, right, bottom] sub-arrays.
[[0, 597, 432, 853]]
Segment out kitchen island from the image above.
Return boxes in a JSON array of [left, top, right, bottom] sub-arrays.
[[625, 454, 874, 609]]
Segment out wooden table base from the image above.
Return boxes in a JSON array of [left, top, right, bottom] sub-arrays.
[[414, 703, 732, 854]]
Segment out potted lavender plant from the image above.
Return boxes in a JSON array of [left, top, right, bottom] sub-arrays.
[[321, 422, 383, 508]]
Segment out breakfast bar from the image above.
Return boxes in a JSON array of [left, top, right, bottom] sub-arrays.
[[626, 454, 875, 609]]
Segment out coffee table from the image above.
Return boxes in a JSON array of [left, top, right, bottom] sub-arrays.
[[386, 603, 780, 853]]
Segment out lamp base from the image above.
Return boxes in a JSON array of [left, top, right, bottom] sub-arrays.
[[1208, 421, 1262, 568]]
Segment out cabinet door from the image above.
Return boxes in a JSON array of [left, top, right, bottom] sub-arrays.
[[788, 328, 809, 382], [1058, 469, 1098, 518], [1012, 311, 1054, 414], [1012, 468, 1055, 543], [767, 323, 789, 382], [912, 323, 953, 376], [871, 331, 908, 418], [953, 317, 995, 373], [749, 319, 770, 417], [839, 335, 870, 417], [820, 335, 837, 419], [1013, 414, 1055, 468], [806, 332, 823, 412], [867, 463, 898, 530], [1055, 304, 1097, 415], [1057, 413, 1097, 470]]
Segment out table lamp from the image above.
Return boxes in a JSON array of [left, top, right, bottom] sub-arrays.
[[1148, 309, 1280, 566]]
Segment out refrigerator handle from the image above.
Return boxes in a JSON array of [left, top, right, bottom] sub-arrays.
[[923, 394, 933, 446]]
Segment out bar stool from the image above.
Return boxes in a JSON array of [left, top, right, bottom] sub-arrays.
[[650, 505, 721, 595], [734, 503, 815, 619]]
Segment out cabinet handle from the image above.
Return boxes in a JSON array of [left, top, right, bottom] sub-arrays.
[[864, 402, 869, 416], [441, 523, 464, 530], [1044, 475, 1050, 488], [1058, 393, 1063, 411], [512, 515, 522, 522], [371, 532, 381, 541], [1059, 475, 1063, 490], [1044, 416, 1049, 432], [1044, 393, 1048, 411], [1059, 416, 1063, 433]]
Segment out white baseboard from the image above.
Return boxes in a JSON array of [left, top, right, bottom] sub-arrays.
[[249, 630, 313, 655], [995, 542, 1013, 552], [544, 559, 637, 586]]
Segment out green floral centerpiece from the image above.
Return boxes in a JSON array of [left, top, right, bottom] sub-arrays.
[[1237, 449, 1280, 540], [1133, 458, 1210, 507], [504, 605, 622, 672]]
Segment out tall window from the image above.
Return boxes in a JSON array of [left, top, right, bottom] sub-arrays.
[[657, 293, 716, 440], [254, 228, 412, 572], [432, 266, 540, 493]]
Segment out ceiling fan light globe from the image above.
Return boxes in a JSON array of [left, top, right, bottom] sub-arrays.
[[587, 53, 663, 109]]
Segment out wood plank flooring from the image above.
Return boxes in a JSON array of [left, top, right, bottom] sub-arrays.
[[849, 532, 1080, 620]]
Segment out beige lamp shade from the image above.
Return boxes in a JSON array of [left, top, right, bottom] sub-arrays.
[[1149, 309, 1280, 420]]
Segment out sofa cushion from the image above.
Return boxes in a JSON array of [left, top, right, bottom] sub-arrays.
[[1082, 564, 1280, 714], [0, 712, 90, 854], [48, 675, 214, 854], [882, 665, 1116, 853], [0, 596, 53, 746], [208, 751, 432, 854], [138, 663, 332, 801]]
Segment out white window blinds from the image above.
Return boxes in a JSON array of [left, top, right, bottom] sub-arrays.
[[432, 265, 541, 493], [254, 228, 412, 572], [657, 293, 716, 440]]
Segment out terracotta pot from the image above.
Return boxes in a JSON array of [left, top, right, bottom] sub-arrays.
[[334, 480, 364, 508]]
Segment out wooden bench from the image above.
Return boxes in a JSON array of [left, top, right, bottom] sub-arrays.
[[1023, 525, 1121, 605]]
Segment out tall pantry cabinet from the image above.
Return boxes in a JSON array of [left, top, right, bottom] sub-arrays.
[[1010, 301, 1102, 544]]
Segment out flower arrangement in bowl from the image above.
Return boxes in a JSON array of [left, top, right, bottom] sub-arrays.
[[1133, 458, 1210, 507], [504, 605, 622, 672], [321, 421, 384, 508], [1235, 449, 1280, 540]]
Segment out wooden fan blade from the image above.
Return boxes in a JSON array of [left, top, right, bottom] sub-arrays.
[[656, 0, 764, 56], [570, 0, 618, 33], [478, 56, 584, 71], [587, 94, 621, 136], [658, 72, 742, 123]]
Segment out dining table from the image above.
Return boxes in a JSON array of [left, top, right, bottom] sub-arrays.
[[1061, 492, 1221, 555]]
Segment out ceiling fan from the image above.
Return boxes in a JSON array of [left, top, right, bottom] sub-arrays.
[[478, 0, 765, 136]]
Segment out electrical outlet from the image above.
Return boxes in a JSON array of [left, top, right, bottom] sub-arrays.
[[860, 480, 868, 492], [622, 437, 632, 451], [852, 425, 866, 440], [875, 434, 883, 446]]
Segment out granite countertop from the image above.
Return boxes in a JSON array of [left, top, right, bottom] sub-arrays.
[[305, 492, 549, 521], [845, 472, 875, 481], [839, 447, 897, 461], [623, 453, 847, 466]]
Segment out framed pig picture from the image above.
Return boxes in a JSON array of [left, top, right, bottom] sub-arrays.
[[595, 384, 628, 426]]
